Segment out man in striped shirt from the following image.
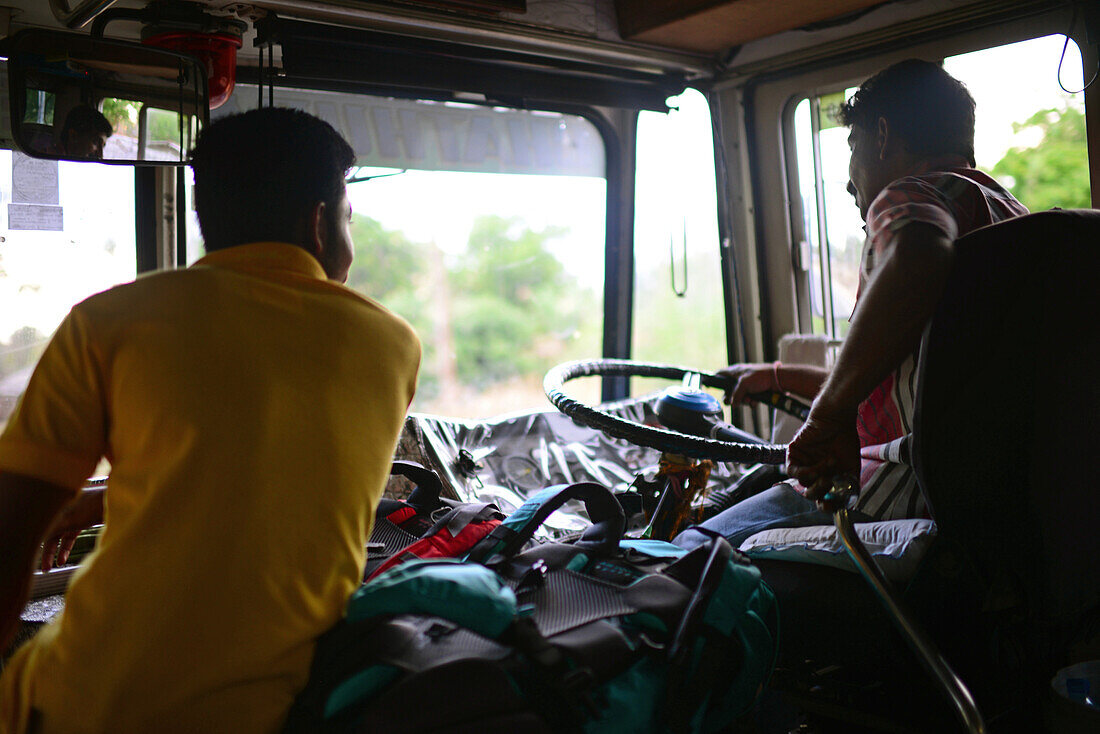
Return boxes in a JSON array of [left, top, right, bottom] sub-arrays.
[[678, 59, 1027, 548]]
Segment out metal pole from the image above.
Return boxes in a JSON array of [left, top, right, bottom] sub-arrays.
[[833, 505, 986, 734]]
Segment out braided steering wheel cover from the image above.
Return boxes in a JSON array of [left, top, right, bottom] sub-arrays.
[[544, 359, 787, 464]]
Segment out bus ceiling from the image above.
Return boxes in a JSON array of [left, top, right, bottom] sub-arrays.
[[41, 0, 889, 58], [21, 1, 1086, 92]]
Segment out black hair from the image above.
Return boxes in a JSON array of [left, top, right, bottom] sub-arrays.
[[61, 105, 113, 138], [836, 59, 976, 167], [189, 108, 356, 251]]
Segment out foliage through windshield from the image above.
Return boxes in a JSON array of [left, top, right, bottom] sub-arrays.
[[345, 209, 600, 416]]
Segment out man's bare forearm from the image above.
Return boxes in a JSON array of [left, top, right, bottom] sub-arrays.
[[0, 548, 36, 653], [0, 472, 74, 651], [814, 222, 954, 417], [775, 364, 830, 402]]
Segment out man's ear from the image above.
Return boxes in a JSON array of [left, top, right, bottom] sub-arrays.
[[306, 201, 327, 259], [876, 116, 890, 160]]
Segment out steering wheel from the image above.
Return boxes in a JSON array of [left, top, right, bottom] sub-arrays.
[[544, 358, 793, 464]]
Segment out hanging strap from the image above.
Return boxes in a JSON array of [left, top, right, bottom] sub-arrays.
[[663, 531, 739, 733]]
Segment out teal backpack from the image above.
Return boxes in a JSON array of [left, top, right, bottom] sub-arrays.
[[284, 483, 778, 733]]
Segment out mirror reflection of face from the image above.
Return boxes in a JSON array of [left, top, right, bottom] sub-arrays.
[[65, 130, 110, 160]]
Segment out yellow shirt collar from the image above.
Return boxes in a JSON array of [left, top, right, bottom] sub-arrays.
[[193, 242, 328, 282]]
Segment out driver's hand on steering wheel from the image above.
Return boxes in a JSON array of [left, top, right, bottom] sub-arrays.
[[40, 486, 105, 571], [786, 404, 860, 512], [716, 363, 777, 407]]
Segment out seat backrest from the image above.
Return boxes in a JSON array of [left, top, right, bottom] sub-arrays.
[[912, 209, 1100, 667]]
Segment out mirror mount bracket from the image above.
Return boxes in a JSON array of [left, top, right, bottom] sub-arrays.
[[90, 1, 247, 41], [49, 0, 120, 29], [90, 6, 146, 39]]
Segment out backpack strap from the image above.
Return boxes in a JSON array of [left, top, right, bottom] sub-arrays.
[[466, 482, 625, 563], [365, 504, 504, 582], [438, 502, 501, 537], [390, 460, 446, 513], [662, 532, 739, 733]]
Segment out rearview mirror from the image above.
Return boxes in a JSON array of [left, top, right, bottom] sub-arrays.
[[5, 29, 208, 165]]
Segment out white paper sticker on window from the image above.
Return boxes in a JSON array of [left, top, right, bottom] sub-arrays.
[[8, 203, 63, 230], [11, 153, 60, 205]]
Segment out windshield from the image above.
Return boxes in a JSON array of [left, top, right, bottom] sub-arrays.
[[185, 87, 608, 418]]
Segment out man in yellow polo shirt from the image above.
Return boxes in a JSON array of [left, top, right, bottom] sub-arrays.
[[0, 108, 420, 733]]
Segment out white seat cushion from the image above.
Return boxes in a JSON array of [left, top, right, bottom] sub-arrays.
[[738, 518, 937, 583]]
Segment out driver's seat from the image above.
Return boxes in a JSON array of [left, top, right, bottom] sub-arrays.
[[759, 208, 1100, 732], [909, 207, 1100, 728]]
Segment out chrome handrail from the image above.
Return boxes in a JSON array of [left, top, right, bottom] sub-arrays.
[[832, 497, 986, 734], [49, 0, 119, 29]]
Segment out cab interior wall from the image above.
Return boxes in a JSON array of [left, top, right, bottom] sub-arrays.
[[715, 3, 1095, 359]]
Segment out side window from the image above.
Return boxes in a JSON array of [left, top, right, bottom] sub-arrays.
[[791, 34, 1089, 337], [632, 88, 725, 374], [792, 90, 861, 338], [0, 152, 137, 434], [944, 37, 1090, 210], [184, 166, 202, 265], [345, 166, 606, 418]]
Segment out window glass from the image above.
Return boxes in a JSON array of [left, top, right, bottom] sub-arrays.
[[184, 165, 202, 265], [632, 88, 725, 383], [346, 169, 605, 418], [141, 106, 197, 162], [187, 87, 607, 418], [99, 100, 196, 162], [945, 36, 1089, 210], [23, 89, 55, 125], [0, 152, 136, 435], [793, 93, 860, 337], [792, 34, 1088, 336]]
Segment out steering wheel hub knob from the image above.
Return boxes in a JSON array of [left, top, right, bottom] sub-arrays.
[[657, 386, 723, 415], [655, 386, 724, 438]]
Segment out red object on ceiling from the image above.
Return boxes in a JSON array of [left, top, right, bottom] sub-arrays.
[[143, 31, 243, 109]]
